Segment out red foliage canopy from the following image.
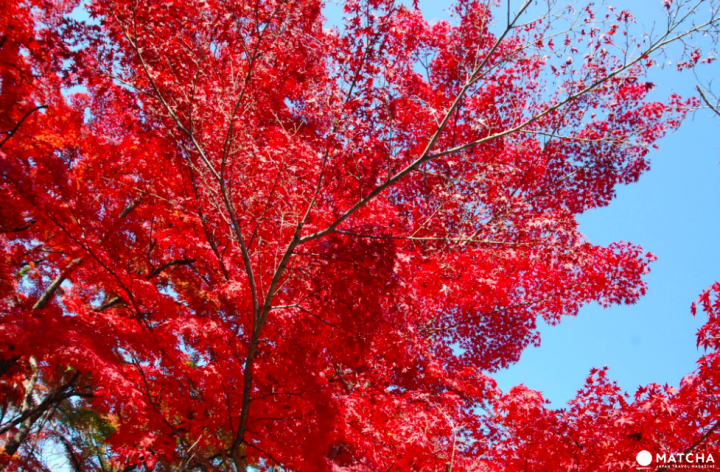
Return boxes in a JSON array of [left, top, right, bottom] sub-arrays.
[[1, 0, 719, 470]]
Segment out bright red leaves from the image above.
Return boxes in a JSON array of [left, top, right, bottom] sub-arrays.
[[1, 0, 719, 470]]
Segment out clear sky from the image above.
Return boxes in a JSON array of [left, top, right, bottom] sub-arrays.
[[332, 0, 720, 406], [493, 0, 720, 406]]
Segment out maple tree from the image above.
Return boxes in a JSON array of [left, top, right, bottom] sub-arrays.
[[2, 0, 720, 470]]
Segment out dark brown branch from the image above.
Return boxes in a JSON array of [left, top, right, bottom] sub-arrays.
[[333, 364, 353, 394], [1, 371, 81, 455], [94, 296, 123, 312], [0, 105, 47, 148], [33, 193, 145, 310], [32, 257, 83, 310], [1, 219, 35, 233], [0, 372, 80, 437], [697, 85, 720, 118], [147, 258, 195, 279], [119, 192, 146, 218], [299, 1, 534, 243], [335, 230, 530, 245]]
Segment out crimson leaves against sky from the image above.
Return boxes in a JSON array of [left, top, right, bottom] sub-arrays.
[[2, 0, 720, 470]]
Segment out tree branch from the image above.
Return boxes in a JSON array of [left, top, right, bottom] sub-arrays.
[[0, 105, 47, 148]]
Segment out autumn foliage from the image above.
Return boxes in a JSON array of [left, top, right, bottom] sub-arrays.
[[1, 0, 720, 470]]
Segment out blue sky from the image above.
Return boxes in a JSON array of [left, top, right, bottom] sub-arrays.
[[492, 107, 720, 406], [339, 0, 720, 406], [494, 0, 720, 406]]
